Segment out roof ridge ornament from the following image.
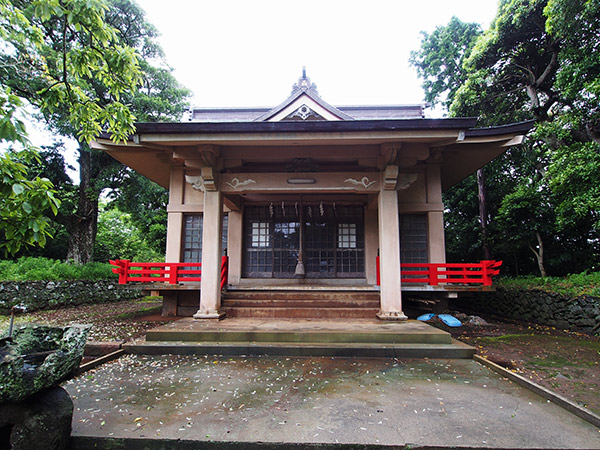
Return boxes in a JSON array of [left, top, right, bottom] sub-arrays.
[[292, 66, 318, 95]]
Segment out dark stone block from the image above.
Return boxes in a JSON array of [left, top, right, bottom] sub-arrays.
[[0, 386, 72, 450]]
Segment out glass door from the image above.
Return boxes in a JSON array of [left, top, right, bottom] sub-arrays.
[[243, 205, 299, 277], [304, 204, 365, 278], [243, 203, 365, 278]]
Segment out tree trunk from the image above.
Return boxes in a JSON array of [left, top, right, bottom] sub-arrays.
[[65, 146, 99, 264], [528, 231, 547, 277], [477, 168, 491, 260]]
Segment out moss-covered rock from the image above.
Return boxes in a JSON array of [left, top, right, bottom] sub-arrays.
[[0, 324, 90, 403]]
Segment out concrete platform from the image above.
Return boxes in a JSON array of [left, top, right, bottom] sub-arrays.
[[63, 355, 600, 449], [134, 318, 475, 358], [145, 318, 452, 344]]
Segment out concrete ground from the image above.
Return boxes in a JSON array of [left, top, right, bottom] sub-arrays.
[[63, 355, 600, 449]]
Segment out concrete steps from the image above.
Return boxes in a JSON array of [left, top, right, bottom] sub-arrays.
[[221, 290, 380, 319], [124, 339, 476, 359], [132, 318, 475, 359]]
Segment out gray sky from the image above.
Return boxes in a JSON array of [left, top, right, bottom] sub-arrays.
[[137, 0, 499, 110]]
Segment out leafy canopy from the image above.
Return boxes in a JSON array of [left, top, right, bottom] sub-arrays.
[[409, 16, 482, 110], [0, 0, 154, 256], [0, 148, 60, 255], [0, 0, 143, 143]]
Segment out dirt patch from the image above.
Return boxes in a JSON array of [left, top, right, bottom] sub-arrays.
[[426, 315, 600, 416], [0, 298, 171, 342]]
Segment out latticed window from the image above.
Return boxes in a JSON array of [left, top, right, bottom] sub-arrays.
[[337, 223, 357, 248], [399, 214, 428, 264], [183, 215, 202, 263], [182, 213, 228, 263]]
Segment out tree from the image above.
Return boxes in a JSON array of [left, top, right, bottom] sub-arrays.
[[444, 0, 600, 274], [0, 0, 147, 257], [94, 202, 162, 262], [410, 17, 500, 259], [409, 17, 482, 110], [496, 181, 553, 277], [107, 173, 168, 256], [2, 0, 190, 263], [0, 0, 142, 143]]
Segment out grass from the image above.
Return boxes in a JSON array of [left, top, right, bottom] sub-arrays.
[[478, 333, 600, 351], [0, 257, 114, 281], [497, 271, 600, 297]]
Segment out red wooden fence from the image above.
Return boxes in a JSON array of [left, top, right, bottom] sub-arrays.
[[376, 258, 502, 286], [110, 256, 229, 287], [111, 257, 498, 288]]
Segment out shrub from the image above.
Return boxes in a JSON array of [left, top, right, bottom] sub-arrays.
[[0, 257, 114, 281], [497, 272, 600, 297]]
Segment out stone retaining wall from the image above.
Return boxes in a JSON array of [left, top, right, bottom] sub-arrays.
[[456, 287, 600, 334], [0, 280, 141, 314]]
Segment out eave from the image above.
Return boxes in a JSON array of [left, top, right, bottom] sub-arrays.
[[92, 119, 534, 191]]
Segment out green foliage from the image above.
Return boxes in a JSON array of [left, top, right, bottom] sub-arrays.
[[94, 202, 163, 262], [409, 17, 482, 110], [1, 0, 189, 263], [0, 0, 143, 143], [498, 272, 600, 297], [416, 0, 600, 275], [107, 173, 168, 255], [0, 257, 113, 281], [0, 148, 60, 256]]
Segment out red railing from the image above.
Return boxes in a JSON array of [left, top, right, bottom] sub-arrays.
[[220, 255, 228, 290], [110, 256, 229, 287], [376, 258, 502, 286]]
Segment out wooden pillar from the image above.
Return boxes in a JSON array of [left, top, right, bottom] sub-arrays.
[[364, 206, 379, 285], [194, 189, 225, 319], [165, 213, 183, 263], [227, 210, 243, 285], [376, 188, 407, 321], [428, 211, 446, 263]]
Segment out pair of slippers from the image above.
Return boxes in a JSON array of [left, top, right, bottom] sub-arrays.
[[417, 313, 462, 327]]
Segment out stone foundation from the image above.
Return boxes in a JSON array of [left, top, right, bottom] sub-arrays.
[[456, 287, 600, 334], [0, 280, 140, 314]]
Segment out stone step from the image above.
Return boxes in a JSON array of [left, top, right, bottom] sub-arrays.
[[222, 290, 380, 301], [222, 306, 379, 319], [124, 340, 475, 359], [145, 327, 452, 345], [221, 298, 380, 308]]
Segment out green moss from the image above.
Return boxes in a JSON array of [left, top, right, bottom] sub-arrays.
[[527, 355, 573, 368], [476, 334, 533, 343], [110, 305, 161, 321], [139, 296, 162, 303]]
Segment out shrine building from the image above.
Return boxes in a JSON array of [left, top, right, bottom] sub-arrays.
[[97, 71, 532, 321]]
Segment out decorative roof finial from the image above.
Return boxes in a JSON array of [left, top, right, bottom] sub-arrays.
[[292, 67, 318, 95]]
